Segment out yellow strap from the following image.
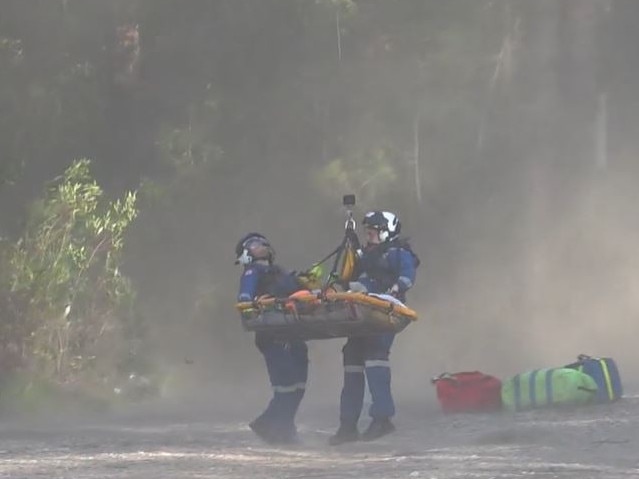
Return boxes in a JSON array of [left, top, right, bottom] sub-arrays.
[[236, 292, 419, 321], [600, 359, 614, 400], [338, 244, 357, 282]]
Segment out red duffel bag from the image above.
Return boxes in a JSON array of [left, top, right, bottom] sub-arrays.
[[431, 371, 502, 413]]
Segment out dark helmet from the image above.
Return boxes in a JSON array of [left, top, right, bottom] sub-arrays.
[[235, 232, 274, 265], [362, 211, 401, 242]]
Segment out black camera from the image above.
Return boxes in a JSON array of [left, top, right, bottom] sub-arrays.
[[342, 194, 356, 207]]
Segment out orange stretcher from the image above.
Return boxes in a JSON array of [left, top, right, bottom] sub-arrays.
[[235, 290, 418, 341]]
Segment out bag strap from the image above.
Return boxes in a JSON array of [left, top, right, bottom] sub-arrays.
[[528, 369, 539, 408], [514, 374, 522, 411], [565, 354, 598, 369], [430, 371, 493, 384], [545, 369, 554, 405], [431, 372, 453, 384]]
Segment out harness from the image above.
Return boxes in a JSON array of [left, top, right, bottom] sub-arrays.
[[359, 238, 420, 292], [257, 264, 299, 298], [309, 237, 419, 291]]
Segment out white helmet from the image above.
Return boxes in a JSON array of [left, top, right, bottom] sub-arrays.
[[362, 211, 401, 242]]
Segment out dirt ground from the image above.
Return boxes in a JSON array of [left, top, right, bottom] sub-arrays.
[[1, 392, 638, 479]]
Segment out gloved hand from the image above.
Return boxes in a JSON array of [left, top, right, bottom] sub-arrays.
[[348, 281, 368, 293], [253, 294, 273, 305], [388, 283, 400, 298], [296, 265, 323, 289]]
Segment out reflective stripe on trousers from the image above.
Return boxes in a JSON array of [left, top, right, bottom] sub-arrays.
[[339, 333, 395, 423], [255, 335, 308, 427]]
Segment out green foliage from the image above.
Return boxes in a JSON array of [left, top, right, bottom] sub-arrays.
[[314, 146, 398, 205], [0, 19, 107, 188], [156, 91, 224, 175], [3, 159, 138, 381], [0, 0, 616, 399], [0, 36, 24, 185], [0, 371, 110, 416], [135, 84, 225, 214]]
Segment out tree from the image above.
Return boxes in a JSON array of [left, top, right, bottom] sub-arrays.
[[2, 159, 138, 382]]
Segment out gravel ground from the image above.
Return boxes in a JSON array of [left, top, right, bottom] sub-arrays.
[[1, 395, 638, 479]]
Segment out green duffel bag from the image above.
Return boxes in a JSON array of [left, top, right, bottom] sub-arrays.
[[501, 368, 598, 412]]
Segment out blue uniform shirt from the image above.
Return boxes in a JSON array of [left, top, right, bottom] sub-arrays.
[[356, 239, 417, 298], [237, 262, 300, 302]]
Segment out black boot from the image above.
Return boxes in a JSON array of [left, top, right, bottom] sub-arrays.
[[250, 418, 299, 445], [328, 423, 359, 446], [249, 417, 279, 444], [361, 417, 395, 442]]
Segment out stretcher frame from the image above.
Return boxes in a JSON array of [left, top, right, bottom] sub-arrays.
[[236, 291, 418, 340]]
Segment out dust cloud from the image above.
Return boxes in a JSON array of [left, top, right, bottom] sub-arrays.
[[146, 162, 639, 422], [5, 1, 636, 425], [131, 2, 639, 422]]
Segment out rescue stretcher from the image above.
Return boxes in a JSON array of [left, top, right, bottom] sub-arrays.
[[236, 290, 418, 341]]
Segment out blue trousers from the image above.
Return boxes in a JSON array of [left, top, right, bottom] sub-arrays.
[[254, 334, 308, 437], [339, 332, 395, 426]]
